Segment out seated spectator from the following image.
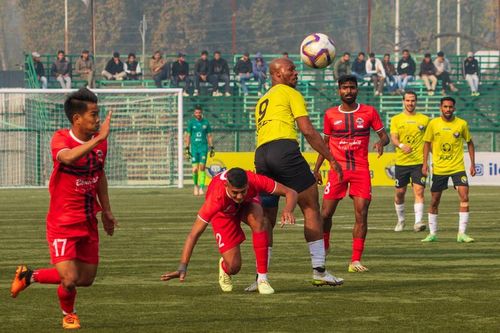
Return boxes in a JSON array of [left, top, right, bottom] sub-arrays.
[[74, 49, 95, 88], [395, 49, 416, 92], [171, 52, 192, 96], [382, 53, 397, 94], [209, 51, 231, 96], [102, 51, 127, 80], [463, 51, 480, 96], [124, 53, 142, 80], [252, 52, 268, 96], [351, 52, 367, 82], [419, 53, 438, 96], [193, 50, 210, 96], [51, 50, 72, 89], [333, 52, 351, 80], [149, 50, 170, 88], [434, 51, 458, 95], [32, 52, 47, 89], [234, 52, 253, 96], [365, 52, 385, 96]]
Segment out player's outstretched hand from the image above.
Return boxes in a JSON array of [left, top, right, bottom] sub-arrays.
[[280, 210, 296, 228], [373, 141, 384, 158], [470, 164, 476, 177], [161, 270, 186, 282], [422, 164, 429, 177], [184, 147, 191, 158], [209, 146, 215, 158], [313, 170, 323, 185], [102, 210, 118, 236], [329, 160, 344, 183], [97, 111, 112, 141]]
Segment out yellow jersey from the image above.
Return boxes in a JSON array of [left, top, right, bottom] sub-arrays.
[[423, 116, 472, 175], [255, 84, 308, 148], [390, 112, 430, 166]]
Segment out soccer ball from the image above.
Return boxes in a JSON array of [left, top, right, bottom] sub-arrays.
[[300, 33, 336, 69]]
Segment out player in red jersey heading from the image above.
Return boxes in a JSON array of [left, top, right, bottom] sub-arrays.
[[161, 168, 297, 294], [314, 75, 389, 273], [10, 88, 117, 330]]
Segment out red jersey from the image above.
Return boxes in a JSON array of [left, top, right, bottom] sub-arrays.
[[198, 170, 276, 223], [47, 129, 107, 228], [323, 103, 384, 170]]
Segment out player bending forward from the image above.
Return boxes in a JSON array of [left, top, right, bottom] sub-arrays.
[[10, 88, 117, 329], [161, 168, 297, 294]]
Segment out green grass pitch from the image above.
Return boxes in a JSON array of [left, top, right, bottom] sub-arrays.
[[1, 186, 500, 332]]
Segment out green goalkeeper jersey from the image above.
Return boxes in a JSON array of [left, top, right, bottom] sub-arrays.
[[187, 118, 212, 149]]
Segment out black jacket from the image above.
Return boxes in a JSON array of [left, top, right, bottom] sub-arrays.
[[419, 61, 436, 76], [104, 59, 125, 74], [194, 58, 210, 75], [397, 56, 416, 75], [209, 58, 229, 75], [172, 61, 189, 77], [463, 58, 479, 76], [34, 61, 45, 77], [234, 58, 252, 74]]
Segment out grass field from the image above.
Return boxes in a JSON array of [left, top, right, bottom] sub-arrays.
[[1, 186, 500, 332]]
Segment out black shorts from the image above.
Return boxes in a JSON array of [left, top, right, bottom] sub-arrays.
[[431, 171, 469, 192], [395, 164, 426, 188]]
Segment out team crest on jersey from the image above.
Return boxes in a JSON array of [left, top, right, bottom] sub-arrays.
[[418, 125, 425, 131], [461, 176, 468, 184], [356, 117, 364, 128], [441, 143, 452, 152], [453, 132, 460, 138], [202, 125, 207, 129]]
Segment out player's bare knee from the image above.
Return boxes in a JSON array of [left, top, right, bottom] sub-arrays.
[[60, 276, 77, 290], [460, 201, 469, 208], [77, 276, 95, 287]]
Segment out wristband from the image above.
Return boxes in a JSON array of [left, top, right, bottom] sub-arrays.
[[398, 143, 404, 148], [177, 263, 188, 273]]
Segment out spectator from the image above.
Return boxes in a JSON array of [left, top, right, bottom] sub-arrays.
[[234, 52, 253, 96], [193, 50, 210, 96], [463, 52, 480, 96], [333, 52, 351, 80], [252, 52, 268, 96], [32, 52, 47, 89], [51, 50, 72, 89], [74, 49, 95, 88], [124, 53, 142, 80], [102, 51, 127, 80], [365, 52, 385, 96], [419, 53, 438, 96], [382, 53, 398, 94], [149, 50, 170, 88], [351, 52, 367, 82], [395, 49, 416, 92], [282, 52, 289, 59], [434, 51, 458, 95], [171, 52, 192, 96], [209, 51, 231, 96]]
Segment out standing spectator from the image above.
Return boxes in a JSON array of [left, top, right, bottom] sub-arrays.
[[74, 50, 95, 88], [234, 52, 253, 96], [434, 51, 458, 95], [171, 52, 192, 96], [124, 53, 142, 80], [419, 53, 438, 96], [351, 52, 367, 82], [463, 52, 480, 96], [382, 53, 398, 94], [333, 52, 351, 80], [102, 52, 126, 80], [149, 51, 170, 88], [365, 53, 385, 96], [32, 52, 47, 89], [193, 50, 210, 96], [51, 50, 72, 89], [396, 49, 416, 93], [209, 51, 231, 96], [252, 52, 268, 96]]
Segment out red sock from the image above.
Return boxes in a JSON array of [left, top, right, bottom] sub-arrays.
[[221, 260, 230, 275], [33, 268, 61, 284], [57, 285, 77, 314], [351, 238, 365, 262], [252, 231, 269, 274], [323, 232, 331, 251]]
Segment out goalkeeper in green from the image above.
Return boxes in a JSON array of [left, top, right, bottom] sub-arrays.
[[185, 105, 215, 195]]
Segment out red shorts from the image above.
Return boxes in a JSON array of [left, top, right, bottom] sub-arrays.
[[46, 219, 99, 265], [209, 205, 255, 254], [323, 169, 372, 200]]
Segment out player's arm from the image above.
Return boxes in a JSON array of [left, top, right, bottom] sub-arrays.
[[184, 132, 191, 157], [58, 112, 112, 165], [313, 135, 330, 184], [467, 139, 476, 177], [373, 128, 390, 157], [160, 217, 208, 282], [96, 173, 118, 236], [390, 132, 412, 154], [422, 141, 431, 177], [272, 182, 298, 227], [207, 133, 215, 157]]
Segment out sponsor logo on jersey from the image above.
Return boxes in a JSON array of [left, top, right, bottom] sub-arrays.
[[334, 120, 343, 125], [356, 117, 365, 128]]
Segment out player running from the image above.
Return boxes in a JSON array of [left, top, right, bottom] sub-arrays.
[[161, 168, 298, 294], [314, 74, 389, 273], [390, 91, 429, 232], [250, 57, 344, 291], [185, 104, 215, 196], [10, 87, 117, 329], [421, 97, 476, 243]]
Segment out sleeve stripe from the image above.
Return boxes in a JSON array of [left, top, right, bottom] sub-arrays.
[[375, 127, 385, 133], [55, 148, 70, 161], [270, 181, 277, 195], [197, 215, 210, 224]]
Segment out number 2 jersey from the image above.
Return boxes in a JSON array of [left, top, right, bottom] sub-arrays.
[[323, 104, 384, 171]]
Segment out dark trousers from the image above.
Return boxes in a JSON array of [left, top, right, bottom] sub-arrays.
[[436, 72, 452, 91], [208, 73, 230, 93], [194, 74, 209, 91], [153, 66, 170, 88], [172, 75, 193, 91]]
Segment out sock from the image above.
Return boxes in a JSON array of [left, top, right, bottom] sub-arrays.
[[351, 238, 365, 262], [428, 213, 438, 234], [308, 239, 325, 269], [267, 247, 272, 268], [395, 203, 405, 222], [323, 232, 331, 251], [57, 284, 76, 315], [221, 260, 230, 275], [192, 170, 198, 186], [32, 268, 60, 284], [414, 203, 424, 224], [458, 212, 469, 234], [199, 171, 206, 189], [257, 273, 268, 282], [252, 231, 269, 274]]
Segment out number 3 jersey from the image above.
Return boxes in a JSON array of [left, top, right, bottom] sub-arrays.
[[323, 104, 384, 171]]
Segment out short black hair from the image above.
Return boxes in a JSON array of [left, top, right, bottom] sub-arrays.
[[226, 168, 248, 188], [201, 50, 208, 56], [358, 52, 365, 57], [343, 52, 350, 56], [128, 52, 136, 58], [440, 96, 456, 106], [437, 51, 444, 57], [64, 87, 98, 123], [369, 52, 375, 58], [403, 90, 417, 101], [402, 49, 410, 53], [424, 53, 431, 58], [214, 50, 221, 55], [384, 53, 390, 57], [282, 52, 289, 56], [57, 50, 65, 55], [337, 74, 358, 87], [194, 104, 203, 111]]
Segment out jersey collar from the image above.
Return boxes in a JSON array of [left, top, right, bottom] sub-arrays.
[[338, 103, 360, 113], [69, 130, 94, 144]]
